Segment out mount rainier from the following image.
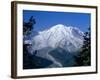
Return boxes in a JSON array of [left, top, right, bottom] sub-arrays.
[[24, 24, 84, 67], [31, 24, 84, 52]]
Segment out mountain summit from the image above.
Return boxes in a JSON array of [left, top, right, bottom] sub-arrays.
[[32, 24, 84, 52]]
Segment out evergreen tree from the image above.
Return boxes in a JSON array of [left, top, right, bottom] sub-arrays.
[[23, 16, 37, 69], [23, 16, 36, 35], [75, 27, 91, 66]]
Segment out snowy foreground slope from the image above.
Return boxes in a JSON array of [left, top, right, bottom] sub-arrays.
[[24, 24, 84, 68]]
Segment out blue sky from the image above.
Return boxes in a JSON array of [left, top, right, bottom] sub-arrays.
[[23, 10, 91, 32]]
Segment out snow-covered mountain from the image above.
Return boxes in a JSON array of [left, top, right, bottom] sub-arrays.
[[24, 24, 84, 68], [31, 24, 84, 52]]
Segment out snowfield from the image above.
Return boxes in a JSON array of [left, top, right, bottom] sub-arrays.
[[24, 24, 84, 67]]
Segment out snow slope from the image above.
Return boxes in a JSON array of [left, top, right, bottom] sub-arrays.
[[32, 24, 84, 52]]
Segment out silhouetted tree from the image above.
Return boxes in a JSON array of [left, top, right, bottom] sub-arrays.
[[75, 27, 91, 66], [23, 16, 36, 35], [23, 16, 37, 69]]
